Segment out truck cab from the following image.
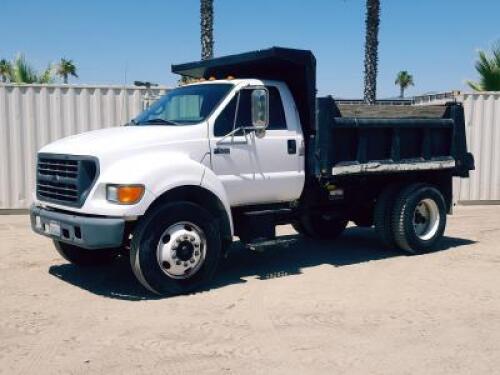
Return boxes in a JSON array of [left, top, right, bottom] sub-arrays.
[[31, 47, 474, 296]]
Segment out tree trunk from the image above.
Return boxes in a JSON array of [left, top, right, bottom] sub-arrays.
[[200, 0, 214, 60], [64, 75, 68, 84], [400, 86, 404, 98], [363, 0, 380, 105]]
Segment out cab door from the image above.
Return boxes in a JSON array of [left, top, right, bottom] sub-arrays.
[[209, 84, 304, 206]]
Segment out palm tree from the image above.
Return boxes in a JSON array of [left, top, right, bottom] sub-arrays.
[[56, 58, 78, 84], [200, 0, 214, 60], [395, 71, 414, 98], [39, 64, 55, 84], [0, 59, 12, 82], [12, 54, 39, 83], [10, 54, 55, 84], [363, 0, 380, 104], [467, 42, 500, 91]]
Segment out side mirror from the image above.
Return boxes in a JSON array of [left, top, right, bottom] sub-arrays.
[[251, 89, 269, 129]]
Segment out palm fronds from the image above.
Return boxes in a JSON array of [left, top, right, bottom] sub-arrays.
[[9, 54, 56, 84], [38, 64, 55, 84], [467, 42, 500, 91], [12, 54, 40, 84], [395, 71, 414, 98], [0, 59, 13, 82], [56, 58, 78, 84]]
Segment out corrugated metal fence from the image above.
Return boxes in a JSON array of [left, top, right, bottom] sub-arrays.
[[0, 85, 498, 209], [454, 92, 500, 203], [0, 84, 168, 209]]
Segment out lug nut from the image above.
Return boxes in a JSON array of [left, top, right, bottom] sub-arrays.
[[176, 260, 181, 265], [189, 237, 195, 242], [190, 258, 195, 263], [194, 251, 200, 256]]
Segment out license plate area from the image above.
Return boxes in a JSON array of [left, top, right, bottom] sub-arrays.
[[48, 221, 61, 237]]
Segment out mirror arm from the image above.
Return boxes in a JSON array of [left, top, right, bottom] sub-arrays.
[[216, 126, 260, 144], [231, 92, 242, 143]]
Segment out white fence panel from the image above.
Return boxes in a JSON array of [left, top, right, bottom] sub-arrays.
[[454, 92, 500, 203], [0, 84, 168, 209]]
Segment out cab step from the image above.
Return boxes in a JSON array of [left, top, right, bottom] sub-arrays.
[[245, 237, 298, 252]]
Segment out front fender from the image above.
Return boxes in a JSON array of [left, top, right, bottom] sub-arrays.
[[71, 152, 203, 216], [200, 166, 233, 234], [99, 152, 233, 234]]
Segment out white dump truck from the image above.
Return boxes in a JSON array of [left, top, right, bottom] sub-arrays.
[[31, 48, 474, 296]]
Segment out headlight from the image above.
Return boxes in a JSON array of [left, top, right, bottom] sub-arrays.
[[106, 184, 145, 205]]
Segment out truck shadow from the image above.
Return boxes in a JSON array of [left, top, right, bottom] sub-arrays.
[[48, 227, 475, 301]]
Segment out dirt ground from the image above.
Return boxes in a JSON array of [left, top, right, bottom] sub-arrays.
[[0, 205, 499, 375]]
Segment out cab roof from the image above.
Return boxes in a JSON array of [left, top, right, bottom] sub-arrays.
[[172, 47, 317, 136]]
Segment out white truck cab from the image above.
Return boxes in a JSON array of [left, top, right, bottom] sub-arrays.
[[31, 47, 474, 296], [36, 79, 304, 217]]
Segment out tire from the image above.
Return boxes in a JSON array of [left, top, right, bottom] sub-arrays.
[[130, 201, 222, 296], [296, 214, 348, 240], [53, 240, 119, 266], [392, 184, 447, 254], [373, 184, 401, 248]]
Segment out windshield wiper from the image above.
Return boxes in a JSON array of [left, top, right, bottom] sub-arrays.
[[137, 118, 179, 125]]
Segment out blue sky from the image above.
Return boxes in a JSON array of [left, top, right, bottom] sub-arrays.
[[2, 0, 499, 98]]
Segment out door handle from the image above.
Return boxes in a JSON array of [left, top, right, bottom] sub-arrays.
[[214, 147, 230, 155], [287, 139, 297, 154]]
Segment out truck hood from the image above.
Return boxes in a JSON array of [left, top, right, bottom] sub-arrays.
[[39, 125, 206, 157]]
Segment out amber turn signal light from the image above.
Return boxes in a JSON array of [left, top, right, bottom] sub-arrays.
[[106, 184, 145, 204]]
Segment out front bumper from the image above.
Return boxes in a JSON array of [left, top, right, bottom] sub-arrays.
[[30, 205, 125, 249]]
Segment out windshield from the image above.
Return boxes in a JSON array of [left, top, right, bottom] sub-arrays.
[[134, 83, 233, 126]]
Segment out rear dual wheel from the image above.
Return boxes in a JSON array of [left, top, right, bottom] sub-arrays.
[[374, 184, 446, 254], [391, 185, 446, 254]]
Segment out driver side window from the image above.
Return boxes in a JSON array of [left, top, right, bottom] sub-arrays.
[[214, 86, 286, 137], [214, 91, 252, 137]]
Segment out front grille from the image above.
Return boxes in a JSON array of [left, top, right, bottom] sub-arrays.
[[36, 154, 98, 207]]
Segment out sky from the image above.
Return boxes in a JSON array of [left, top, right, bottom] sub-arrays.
[[2, 0, 499, 98]]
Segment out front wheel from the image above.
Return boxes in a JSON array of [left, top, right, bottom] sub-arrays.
[[54, 240, 119, 266], [392, 185, 447, 254], [130, 201, 222, 296]]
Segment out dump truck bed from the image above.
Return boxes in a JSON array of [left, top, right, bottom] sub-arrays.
[[315, 96, 474, 180]]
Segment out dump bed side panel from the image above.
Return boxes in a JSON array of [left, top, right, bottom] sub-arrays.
[[315, 97, 474, 179]]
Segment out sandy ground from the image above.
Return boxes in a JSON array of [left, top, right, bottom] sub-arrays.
[[0, 205, 499, 375]]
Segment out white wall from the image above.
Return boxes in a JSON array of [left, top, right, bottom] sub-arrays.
[[0, 84, 168, 209]]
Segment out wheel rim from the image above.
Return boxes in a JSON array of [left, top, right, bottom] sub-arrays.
[[413, 198, 440, 241], [156, 221, 206, 279]]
